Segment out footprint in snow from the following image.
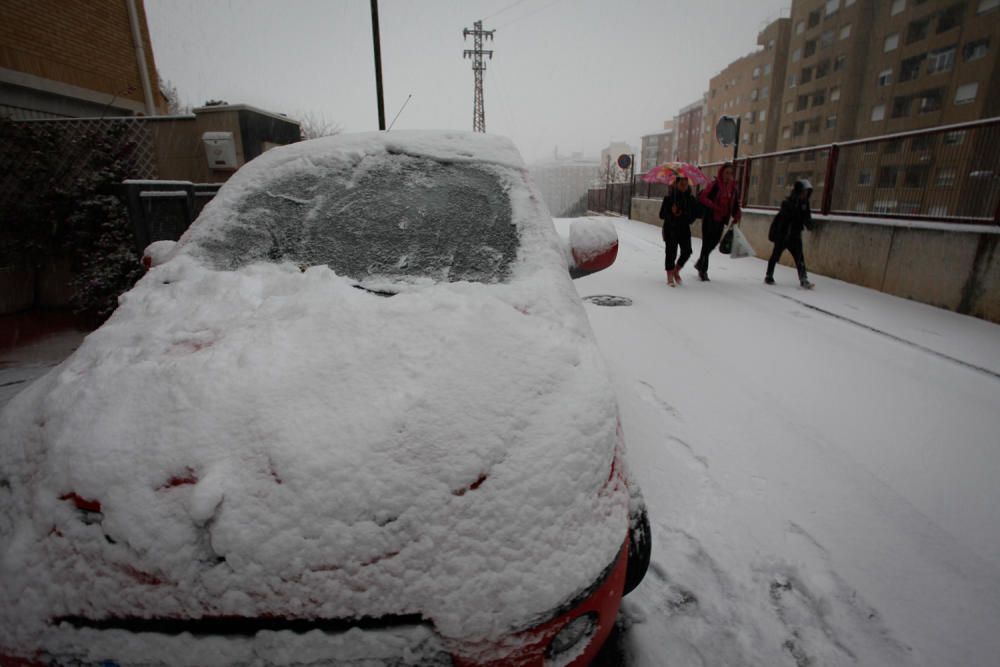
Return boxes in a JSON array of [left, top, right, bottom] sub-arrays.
[[635, 380, 682, 420]]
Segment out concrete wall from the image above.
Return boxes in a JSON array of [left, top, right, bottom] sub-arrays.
[[630, 197, 1000, 323]]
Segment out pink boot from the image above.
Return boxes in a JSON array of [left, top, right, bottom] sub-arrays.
[[666, 270, 676, 287], [673, 268, 683, 285]]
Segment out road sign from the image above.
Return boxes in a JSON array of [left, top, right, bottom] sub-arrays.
[[617, 154, 632, 170], [716, 116, 738, 147]]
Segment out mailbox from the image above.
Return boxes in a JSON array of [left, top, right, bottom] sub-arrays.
[[202, 131, 238, 171]]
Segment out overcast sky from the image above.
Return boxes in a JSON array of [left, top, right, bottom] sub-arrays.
[[146, 0, 790, 164]]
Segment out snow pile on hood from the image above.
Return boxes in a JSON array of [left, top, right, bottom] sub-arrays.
[[0, 131, 629, 660]]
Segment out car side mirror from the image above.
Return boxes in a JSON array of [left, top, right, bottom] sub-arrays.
[[568, 220, 618, 279], [142, 240, 178, 270]]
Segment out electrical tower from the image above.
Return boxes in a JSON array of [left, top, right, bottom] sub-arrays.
[[462, 20, 494, 133]]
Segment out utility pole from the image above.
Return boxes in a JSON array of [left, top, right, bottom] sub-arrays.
[[462, 20, 494, 133], [370, 0, 386, 130]]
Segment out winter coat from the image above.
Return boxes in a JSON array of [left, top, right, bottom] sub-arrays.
[[659, 189, 698, 238], [769, 194, 813, 243], [698, 165, 742, 225]]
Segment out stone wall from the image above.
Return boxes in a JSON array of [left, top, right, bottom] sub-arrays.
[[630, 197, 1000, 323]]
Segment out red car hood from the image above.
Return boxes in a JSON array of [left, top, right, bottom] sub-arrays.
[[0, 257, 629, 654]]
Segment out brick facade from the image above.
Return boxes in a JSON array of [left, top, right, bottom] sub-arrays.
[[0, 0, 166, 115]]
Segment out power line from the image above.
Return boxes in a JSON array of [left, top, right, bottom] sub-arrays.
[[483, 0, 530, 21], [495, 0, 570, 29], [462, 20, 494, 132]]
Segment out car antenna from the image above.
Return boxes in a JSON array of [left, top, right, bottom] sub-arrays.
[[386, 94, 413, 132]]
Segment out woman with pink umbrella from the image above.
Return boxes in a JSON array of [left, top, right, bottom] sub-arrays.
[[645, 163, 709, 286]]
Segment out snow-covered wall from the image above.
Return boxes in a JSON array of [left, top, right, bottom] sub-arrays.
[[630, 197, 1000, 324]]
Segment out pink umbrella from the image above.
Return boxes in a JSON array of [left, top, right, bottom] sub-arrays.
[[642, 162, 710, 187]]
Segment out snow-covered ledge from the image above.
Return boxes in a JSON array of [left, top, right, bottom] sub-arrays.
[[630, 197, 1000, 324]]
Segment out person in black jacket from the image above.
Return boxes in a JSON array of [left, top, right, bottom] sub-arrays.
[[659, 175, 699, 286], [766, 178, 815, 289]]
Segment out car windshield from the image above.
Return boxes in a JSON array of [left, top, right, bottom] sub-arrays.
[[189, 155, 518, 284]]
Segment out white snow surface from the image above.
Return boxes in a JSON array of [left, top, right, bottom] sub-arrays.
[[0, 133, 631, 659], [561, 216, 1000, 667]]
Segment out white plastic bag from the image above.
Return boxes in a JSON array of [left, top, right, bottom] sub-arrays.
[[729, 227, 756, 259]]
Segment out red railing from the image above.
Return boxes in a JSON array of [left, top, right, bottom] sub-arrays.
[[641, 116, 1000, 225]]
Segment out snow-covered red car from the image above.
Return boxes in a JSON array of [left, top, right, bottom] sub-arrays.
[[0, 131, 649, 666]]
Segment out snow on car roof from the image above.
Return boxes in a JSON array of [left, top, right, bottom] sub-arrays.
[[0, 132, 629, 660]]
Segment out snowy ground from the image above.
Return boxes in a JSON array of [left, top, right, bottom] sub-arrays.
[[565, 216, 1000, 667], [2, 216, 999, 666]]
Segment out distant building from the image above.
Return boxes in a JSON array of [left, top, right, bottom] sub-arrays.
[[673, 98, 705, 164], [703, 18, 792, 163], [640, 123, 675, 172], [0, 0, 167, 118], [530, 156, 601, 217]]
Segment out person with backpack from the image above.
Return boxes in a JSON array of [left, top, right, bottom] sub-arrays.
[[766, 178, 815, 289], [659, 175, 698, 287], [695, 162, 742, 281]]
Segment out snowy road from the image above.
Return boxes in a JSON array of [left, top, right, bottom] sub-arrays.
[[564, 216, 1000, 667]]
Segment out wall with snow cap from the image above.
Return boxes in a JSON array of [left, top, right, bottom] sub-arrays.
[[629, 197, 1000, 323]]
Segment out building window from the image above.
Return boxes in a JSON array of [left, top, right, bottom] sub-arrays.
[[765, 63, 773, 75], [796, 20, 806, 34], [821, 30, 835, 48], [830, 86, 841, 101], [954, 82, 978, 104], [878, 68, 894, 86], [858, 170, 873, 185], [792, 48, 802, 62], [797, 94, 810, 111], [900, 54, 925, 81], [786, 100, 795, 114], [834, 55, 847, 71], [963, 38, 990, 60], [840, 24, 852, 39], [878, 167, 899, 188], [928, 205, 948, 216], [892, 96, 912, 118], [871, 104, 886, 121], [768, 39, 776, 49], [904, 166, 930, 188], [751, 88, 759, 101], [906, 17, 931, 43], [827, 114, 838, 129], [979, 0, 999, 13], [808, 117, 821, 134], [885, 139, 903, 153], [793, 120, 807, 136], [805, 40, 817, 57], [783, 126, 792, 138], [935, 167, 957, 186], [927, 46, 956, 73], [762, 85, 770, 99], [809, 9, 822, 27], [816, 60, 830, 78], [813, 91, 826, 106], [760, 109, 767, 121], [801, 67, 814, 83], [891, 0, 906, 15], [826, 0, 841, 15], [745, 111, 754, 122], [937, 3, 965, 31], [753, 66, 761, 79], [777, 175, 785, 185], [884, 33, 900, 51], [873, 200, 899, 213]]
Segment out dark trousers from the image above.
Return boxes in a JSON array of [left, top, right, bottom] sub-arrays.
[[767, 234, 808, 281], [663, 224, 692, 271], [695, 219, 726, 273]]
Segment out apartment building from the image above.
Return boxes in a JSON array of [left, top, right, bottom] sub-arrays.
[[640, 121, 675, 172], [0, 0, 167, 119], [703, 18, 793, 164], [673, 98, 705, 163], [764, 0, 1000, 213]]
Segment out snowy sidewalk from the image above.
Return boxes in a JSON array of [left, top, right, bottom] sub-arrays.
[[562, 216, 1000, 667]]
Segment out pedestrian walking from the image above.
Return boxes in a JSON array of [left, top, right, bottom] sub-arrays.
[[659, 175, 698, 286], [765, 179, 815, 289], [695, 162, 742, 281]]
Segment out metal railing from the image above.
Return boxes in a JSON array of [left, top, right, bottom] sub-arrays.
[[690, 116, 1000, 225]]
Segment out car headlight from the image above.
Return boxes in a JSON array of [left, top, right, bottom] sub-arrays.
[[545, 612, 597, 662]]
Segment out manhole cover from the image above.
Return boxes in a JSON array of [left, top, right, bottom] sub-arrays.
[[583, 295, 633, 307]]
